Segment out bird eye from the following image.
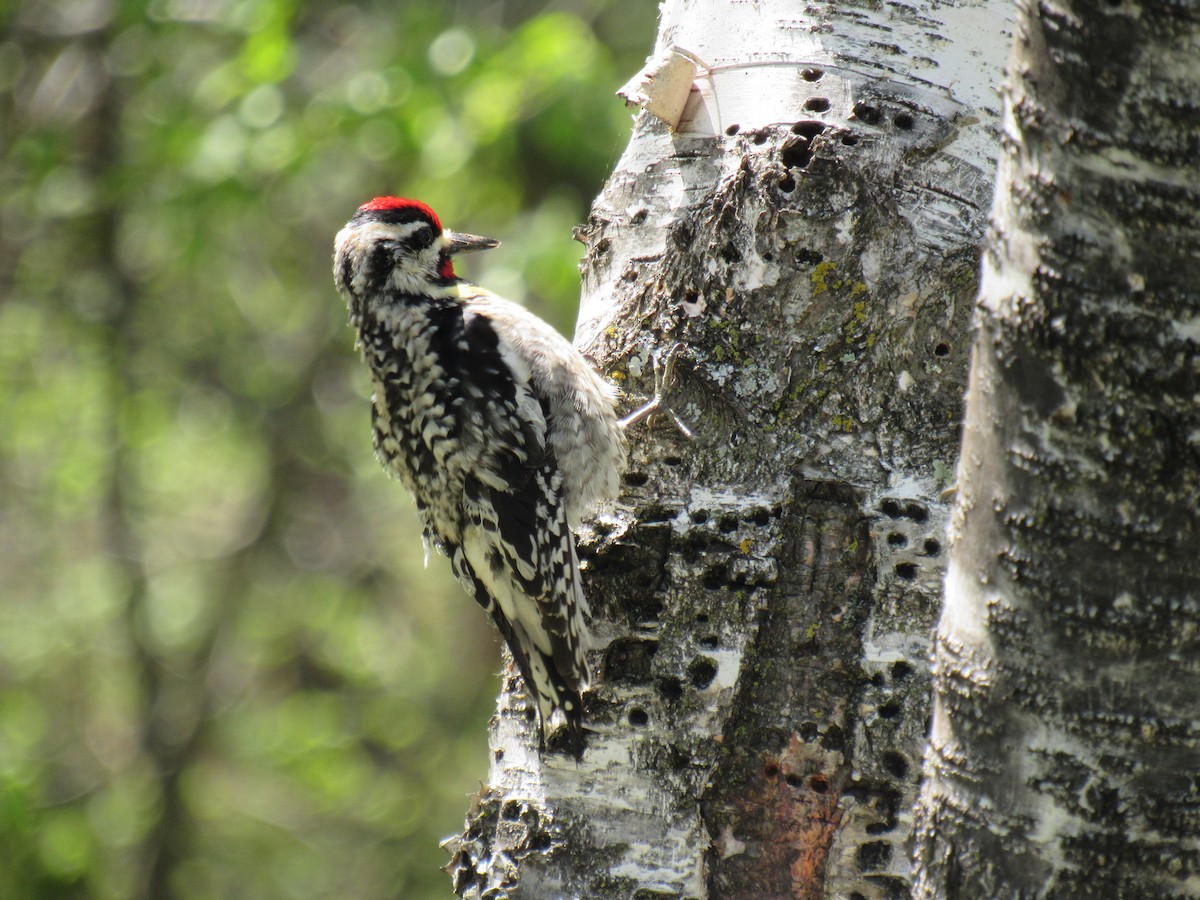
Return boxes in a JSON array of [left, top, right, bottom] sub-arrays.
[[410, 225, 436, 249]]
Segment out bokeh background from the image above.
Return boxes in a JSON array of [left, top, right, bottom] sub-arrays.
[[0, 1, 654, 897]]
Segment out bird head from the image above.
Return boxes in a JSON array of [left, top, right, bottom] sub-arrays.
[[333, 196, 499, 305]]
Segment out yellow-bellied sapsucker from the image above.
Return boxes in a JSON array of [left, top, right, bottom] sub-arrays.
[[333, 197, 626, 756]]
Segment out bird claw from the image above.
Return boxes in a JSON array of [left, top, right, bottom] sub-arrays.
[[619, 342, 693, 439]]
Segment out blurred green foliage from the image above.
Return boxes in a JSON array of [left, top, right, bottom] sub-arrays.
[[0, 1, 652, 896]]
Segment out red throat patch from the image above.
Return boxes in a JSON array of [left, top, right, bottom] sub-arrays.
[[439, 258, 456, 279], [357, 196, 443, 231]]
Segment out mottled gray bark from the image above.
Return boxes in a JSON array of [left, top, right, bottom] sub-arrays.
[[446, 0, 1011, 896], [913, 0, 1200, 895]]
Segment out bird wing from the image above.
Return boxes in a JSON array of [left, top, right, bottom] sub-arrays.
[[450, 298, 590, 748]]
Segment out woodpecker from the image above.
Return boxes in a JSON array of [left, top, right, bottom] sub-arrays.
[[333, 197, 626, 756]]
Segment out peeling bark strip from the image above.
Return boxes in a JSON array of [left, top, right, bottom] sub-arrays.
[[447, 0, 1011, 895], [914, 0, 1200, 895]]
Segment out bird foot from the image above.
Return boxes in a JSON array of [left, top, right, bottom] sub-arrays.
[[619, 342, 693, 439]]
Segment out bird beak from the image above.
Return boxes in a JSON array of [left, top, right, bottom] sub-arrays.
[[444, 231, 500, 255]]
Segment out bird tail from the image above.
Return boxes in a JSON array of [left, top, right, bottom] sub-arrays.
[[450, 538, 591, 759]]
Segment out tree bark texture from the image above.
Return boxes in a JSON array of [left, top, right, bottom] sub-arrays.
[[446, 0, 1011, 896], [913, 0, 1200, 895]]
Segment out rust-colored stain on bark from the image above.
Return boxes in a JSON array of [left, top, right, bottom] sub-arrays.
[[732, 732, 845, 899], [789, 785, 843, 898]]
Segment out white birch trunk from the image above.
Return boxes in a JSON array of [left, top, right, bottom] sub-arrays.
[[913, 0, 1200, 894], [446, 1, 1012, 895]]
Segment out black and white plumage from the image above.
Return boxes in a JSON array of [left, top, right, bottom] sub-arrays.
[[333, 197, 626, 756]]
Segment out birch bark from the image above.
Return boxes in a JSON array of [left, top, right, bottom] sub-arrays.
[[913, 0, 1200, 894], [446, 0, 1012, 895]]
